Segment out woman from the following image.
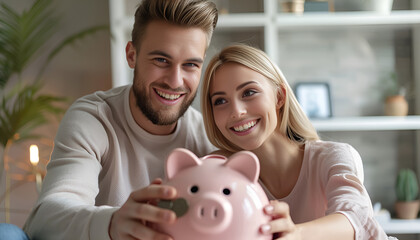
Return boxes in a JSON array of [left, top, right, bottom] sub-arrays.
[[201, 44, 389, 239]]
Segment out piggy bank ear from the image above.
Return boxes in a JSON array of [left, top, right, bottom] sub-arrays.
[[166, 148, 202, 180], [223, 151, 260, 183]]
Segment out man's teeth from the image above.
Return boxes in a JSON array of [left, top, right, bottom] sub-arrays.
[[156, 90, 181, 100], [233, 121, 256, 132]]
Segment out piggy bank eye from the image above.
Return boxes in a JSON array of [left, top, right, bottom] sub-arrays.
[[222, 188, 231, 195], [190, 185, 199, 194]]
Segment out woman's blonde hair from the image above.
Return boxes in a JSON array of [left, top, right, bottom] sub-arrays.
[[201, 44, 319, 152]]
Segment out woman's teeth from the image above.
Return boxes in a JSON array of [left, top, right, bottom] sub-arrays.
[[233, 120, 256, 132], [156, 90, 181, 100]]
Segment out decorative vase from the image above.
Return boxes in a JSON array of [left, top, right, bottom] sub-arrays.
[[395, 200, 420, 219], [213, 0, 229, 14], [281, 0, 305, 14], [364, 0, 394, 14], [384, 95, 408, 116]]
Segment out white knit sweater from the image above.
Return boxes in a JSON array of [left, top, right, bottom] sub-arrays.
[[23, 85, 216, 240]]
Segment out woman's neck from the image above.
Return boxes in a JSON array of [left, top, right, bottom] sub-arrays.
[[253, 132, 305, 199]]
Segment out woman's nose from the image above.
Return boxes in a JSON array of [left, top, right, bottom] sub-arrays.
[[230, 101, 246, 119]]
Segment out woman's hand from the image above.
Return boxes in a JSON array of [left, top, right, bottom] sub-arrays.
[[260, 200, 302, 240]]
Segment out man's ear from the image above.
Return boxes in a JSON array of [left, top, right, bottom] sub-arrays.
[[125, 41, 137, 69], [276, 85, 286, 110]]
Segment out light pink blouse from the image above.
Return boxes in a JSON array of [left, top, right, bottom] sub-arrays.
[[261, 140, 388, 240]]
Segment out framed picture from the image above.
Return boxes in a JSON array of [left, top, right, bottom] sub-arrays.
[[294, 82, 332, 119]]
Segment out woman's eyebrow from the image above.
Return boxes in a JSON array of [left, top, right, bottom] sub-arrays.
[[210, 91, 225, 99], [236, 81, 257, 91], [210, 81, 258, 99]]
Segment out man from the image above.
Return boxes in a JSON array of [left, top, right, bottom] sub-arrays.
[[23, 0, 218, 239]]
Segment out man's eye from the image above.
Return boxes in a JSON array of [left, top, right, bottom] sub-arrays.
[[243, 89, 257, 97], [213, 98, 226, 106], [155, 58, 167, 63], [184, 62, 199, 68]]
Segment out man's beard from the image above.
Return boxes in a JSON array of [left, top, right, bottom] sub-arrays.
[[132, 70, 196, 125]]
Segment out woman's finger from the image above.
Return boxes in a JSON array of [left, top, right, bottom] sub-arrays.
[[265, 200, 290, 218]]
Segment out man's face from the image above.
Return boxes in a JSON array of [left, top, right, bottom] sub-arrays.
[[127, 21, 207, 126]]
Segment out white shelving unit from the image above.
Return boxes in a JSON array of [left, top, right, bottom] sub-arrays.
[[215, 7, 420, 63], [274, 10, 420, 28], [312, 116, 420, 132], [109, 0, 420, 235], [377, 218, 420, 234]]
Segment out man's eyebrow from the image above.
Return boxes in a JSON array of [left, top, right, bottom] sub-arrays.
[[148, 50, 171, 59], [148, 50, 203, 63], [187, 57, 204, 64], [210, 81, 257, 99]]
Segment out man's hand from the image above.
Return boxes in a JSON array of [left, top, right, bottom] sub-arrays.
[[109, 178, 177, 240]]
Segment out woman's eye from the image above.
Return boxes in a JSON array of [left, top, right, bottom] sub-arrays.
[[243, 89, 257, 97], [213, 98, 226, 106]]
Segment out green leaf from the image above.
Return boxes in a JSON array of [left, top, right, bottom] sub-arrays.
[[0, 0, 58, 87], [0, 83, 67, 147], [0, 0, 108, 151]]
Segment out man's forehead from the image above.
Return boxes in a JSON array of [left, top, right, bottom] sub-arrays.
[[140, 22, 207, 60]]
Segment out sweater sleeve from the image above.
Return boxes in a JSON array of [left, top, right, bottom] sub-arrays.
[[322, 143, 388, 240], [23, 100, 117, 240]]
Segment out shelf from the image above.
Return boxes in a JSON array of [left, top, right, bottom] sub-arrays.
[[217, 13, 268, 28], [312, 116, 420, 132], [214, 10, 420, 30], [276, 10, 420, 29], [118, 10, 420, 43], [377, 218, 420, 234], [120, 13, 269, 30]]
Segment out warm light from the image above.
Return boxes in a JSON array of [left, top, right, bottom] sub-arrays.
[[30, 144, 39, 166]]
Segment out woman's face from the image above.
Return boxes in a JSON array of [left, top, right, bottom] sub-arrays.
[[209, 62, 281, 150]]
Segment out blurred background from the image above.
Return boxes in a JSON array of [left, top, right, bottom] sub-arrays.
[[1, 0, 420, 239]]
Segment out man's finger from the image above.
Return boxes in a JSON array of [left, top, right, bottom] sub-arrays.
[[130, 184, 177, 202], [124, 218, 173, 240], [137, 203, 176, 223]]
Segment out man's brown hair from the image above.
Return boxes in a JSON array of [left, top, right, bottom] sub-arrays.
[[132, 0, 218, 50]]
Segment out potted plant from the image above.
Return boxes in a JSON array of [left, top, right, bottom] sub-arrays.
[[382, 72, 409, 116], [395, 168, 420, 219], [0, 0, 109, 167], [0, 0, 108, 223], [364, 0, 394, 14]]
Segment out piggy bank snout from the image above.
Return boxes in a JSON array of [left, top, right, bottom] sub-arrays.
[[189, 192, 233, 234]]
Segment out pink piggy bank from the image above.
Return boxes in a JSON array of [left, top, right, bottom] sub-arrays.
[[155, 148, 271, 240]]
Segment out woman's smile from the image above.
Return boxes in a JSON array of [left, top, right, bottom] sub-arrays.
[[230, 119, 259, 135]]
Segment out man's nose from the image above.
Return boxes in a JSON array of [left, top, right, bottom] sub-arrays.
[[166, 66, 184, 89]]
